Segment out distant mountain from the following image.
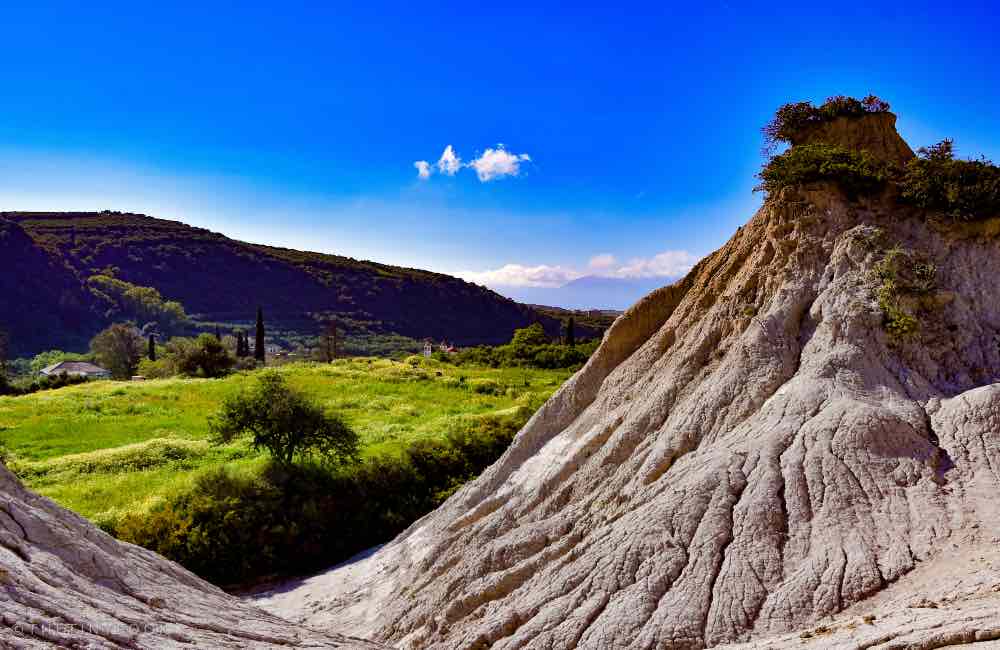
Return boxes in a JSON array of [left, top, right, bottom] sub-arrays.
[[0, 211, 587, 357], [498, 275, 675, 311]]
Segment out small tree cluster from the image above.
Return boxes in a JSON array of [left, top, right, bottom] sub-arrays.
[[139, 334, 236, 378], [173, 334, 236, 377], [763, 95, 891, 153]]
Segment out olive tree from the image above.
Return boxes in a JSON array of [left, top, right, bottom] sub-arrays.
[[209, 372, 359, 466]]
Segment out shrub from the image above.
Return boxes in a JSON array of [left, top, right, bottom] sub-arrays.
[[469, 378, 502, 395], [756, 144, 892, 198], [209, 371, 359, 466], [899, 139, 1000, 221], [136, 356, 176, 379], [172, 334, 235, 378], [763, 94, 891, 152], [117, 412, 527, 586], [870, 246, 937, 341]]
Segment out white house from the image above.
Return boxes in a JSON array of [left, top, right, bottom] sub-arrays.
[[39, 361, 112, 379]]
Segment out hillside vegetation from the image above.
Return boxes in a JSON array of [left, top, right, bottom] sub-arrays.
[[0, 211, 588, 356]]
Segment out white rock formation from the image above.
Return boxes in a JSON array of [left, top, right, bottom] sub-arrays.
[[255, 116, 1000, 648], [0, 464, 382, 648]]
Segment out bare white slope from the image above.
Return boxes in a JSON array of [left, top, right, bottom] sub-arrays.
[[256, 158, 1000, 649], [0, 464, 383, 648]]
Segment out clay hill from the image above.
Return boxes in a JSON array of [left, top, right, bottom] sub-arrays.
[[250, 107, 1000, 647], [0, 211, 581, 356]]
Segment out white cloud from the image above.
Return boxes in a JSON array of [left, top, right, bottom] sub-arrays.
[[414, 160, 432, 180], [436, 145, 461, 176], [457, 263, 582, 288], [413, 144, 532, 183], [588, 253, 616, 270], [458, 250, 700, 289], [611, 250, 699, 279], [468, 145, 531, 182]]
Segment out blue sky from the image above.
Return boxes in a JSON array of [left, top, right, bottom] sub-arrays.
[[1, 2, 998, 303]]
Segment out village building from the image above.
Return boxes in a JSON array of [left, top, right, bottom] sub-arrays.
[[39, 361, 112, 379]]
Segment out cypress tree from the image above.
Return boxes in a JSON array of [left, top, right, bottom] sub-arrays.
[[236, 331, 245, 358], [255, 308, 266, 364], [148, 334, 156, 361], [214, 325, 222, 341], [565, 317, 576, 346]]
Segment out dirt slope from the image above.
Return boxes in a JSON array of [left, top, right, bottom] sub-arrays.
[[254, 115, 1000, 648], [0, 464, 384, 648]]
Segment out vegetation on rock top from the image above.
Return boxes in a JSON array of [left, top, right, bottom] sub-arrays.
[[757, 96, 1000, 224], [762, 94, 892, 152], [755, 143, 893, 198]]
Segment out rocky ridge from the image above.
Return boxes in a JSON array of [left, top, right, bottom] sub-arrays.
[[254, 113, 1000, 648]]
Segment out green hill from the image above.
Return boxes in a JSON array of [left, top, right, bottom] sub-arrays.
[[1, 211, 583, 356]]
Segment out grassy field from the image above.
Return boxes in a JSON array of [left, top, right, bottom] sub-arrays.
[[0, 358, 571, 530]]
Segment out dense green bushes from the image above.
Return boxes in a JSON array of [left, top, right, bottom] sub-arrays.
[[447, 340, 598, 369], [0, 372, 90, 397], [755, 144, 892, 198], [440, 323, 599, 370], [115, 412, 527, 586], [899, 140, 1000, 221]]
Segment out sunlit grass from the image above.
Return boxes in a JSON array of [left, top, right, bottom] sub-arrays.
[[0, 358, 571, 528]]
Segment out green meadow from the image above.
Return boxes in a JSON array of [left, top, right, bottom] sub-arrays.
[[0, 358, 571, 530]]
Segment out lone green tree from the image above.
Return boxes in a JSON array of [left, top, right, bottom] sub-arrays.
[[255, 307, 266, 364], [564, 317, 576, 346], [209, 372, 359, 466], [90, 323, 144, 379]]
